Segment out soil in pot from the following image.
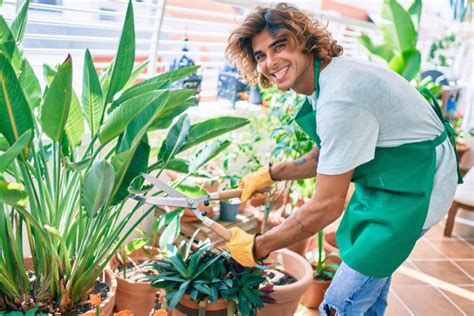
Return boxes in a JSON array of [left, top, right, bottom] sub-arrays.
[[264, 268, 297, 286]]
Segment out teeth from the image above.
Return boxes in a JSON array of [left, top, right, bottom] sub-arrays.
[[273, 66, 288, 80]]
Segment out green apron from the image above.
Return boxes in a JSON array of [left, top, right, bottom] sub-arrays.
[[295, 60, 463, 278]]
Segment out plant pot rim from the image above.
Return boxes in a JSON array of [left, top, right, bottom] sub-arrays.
[[178, 293, 228, 310], [110, 246, 160, 285], [268, 249, 312, 290]]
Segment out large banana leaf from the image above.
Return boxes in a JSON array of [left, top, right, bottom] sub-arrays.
[[82, 49, 104, 136], [98, 90, 167, 144], [123, 59, 149, 90], [388, 49, 421, 81], [357, 35, 394, 62], [408, 0, 422, 32], [19, 59, 41, 108], [65, 91, 84, 147], [131, 65, 200, 90], [10, 0, 30, 42], [0, 54, 34, 148], [0, 181, 28, 208], [104, 0, 135, 105], [157, 115, 190, 164], [381, 1, 417, 53], [108, 79, 170, 114], [178, 117, 249, 154], [188, 139, 230, 172], [163, 159, 189, 174], [82, 161, 115, 218], [40, 55, 72, 142], [112, 140, 150, 203], [0, 129, 32, 172], [150, 89, 195, 130], [0, 17, 22, 74]]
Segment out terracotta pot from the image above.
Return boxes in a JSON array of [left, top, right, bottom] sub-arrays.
[[322, 231, 341, 266], [257, 249, 312, 316], [109, 247, 160, 316], [300, 279, 331, 309], [23, 258, 117, 315], [172, 294, 228, 316]]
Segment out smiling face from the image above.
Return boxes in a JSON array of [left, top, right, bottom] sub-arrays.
[[251, 29, 314, 95]]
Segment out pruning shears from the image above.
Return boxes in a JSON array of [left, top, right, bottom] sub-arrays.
[[131, 173, 244, 242]]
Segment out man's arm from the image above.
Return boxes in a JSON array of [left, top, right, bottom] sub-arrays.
[[270, 147, 320, 181], [254, 169, 354, 259]]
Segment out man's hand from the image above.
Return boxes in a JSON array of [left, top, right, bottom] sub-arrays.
[[238, 168, 273, 202], [226, 227, 257, 267]]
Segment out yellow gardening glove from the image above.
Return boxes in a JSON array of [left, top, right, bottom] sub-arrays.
[[226, 227, 257, 267], [238, 168, 273, 202]]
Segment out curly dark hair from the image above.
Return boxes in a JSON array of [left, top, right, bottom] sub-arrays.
[[226, 3, 343, 88]]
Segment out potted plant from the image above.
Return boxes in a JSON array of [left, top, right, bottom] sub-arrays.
[[148, 236, 274, 315], [300, 231, 340, 309], [0, 1, 249, 314]]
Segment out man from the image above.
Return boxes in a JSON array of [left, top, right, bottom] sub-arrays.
[[224, 3, 462, 315]]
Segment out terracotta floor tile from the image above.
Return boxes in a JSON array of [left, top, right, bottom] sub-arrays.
[[454, 260, 474, 279], [393, 285, 464, 315], [428, 240, 474, 259], [424, 223, 447, 240], [385, 291, 412, 316], [409, 239, 445, 259], [440, 288, 474, 313], [411, 261, 472, 285], [392, 261, 427, 286]]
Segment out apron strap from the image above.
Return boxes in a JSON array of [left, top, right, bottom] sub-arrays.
[[420, 88, 463, 183]]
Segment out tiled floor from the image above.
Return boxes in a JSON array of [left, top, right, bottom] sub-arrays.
[[296, 221, 474, 315]]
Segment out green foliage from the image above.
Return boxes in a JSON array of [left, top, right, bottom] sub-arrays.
[[313, 231, 340, 281], [358, 0, 423, 81], [0, 1, 248, 313], [149, 239, 272, 315], [428, 33, 460, 67]]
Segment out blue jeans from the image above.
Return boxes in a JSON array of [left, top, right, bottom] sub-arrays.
[[319, 229, 428, 315]]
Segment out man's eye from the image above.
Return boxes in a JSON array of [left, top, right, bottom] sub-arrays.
[[255, 54, 265, 62], [275, 44, 285, 51]]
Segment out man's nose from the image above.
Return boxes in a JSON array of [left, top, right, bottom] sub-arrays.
[[266, 53, 278, 71]]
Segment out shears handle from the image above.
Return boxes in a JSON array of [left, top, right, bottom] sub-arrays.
[[204, 219, 232, 242], [208, 189, 243, 201]]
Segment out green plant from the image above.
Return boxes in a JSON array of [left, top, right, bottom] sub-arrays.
[[428, 33, 461, 68], [312, 232, 340, 281], [358, 0, 423, 81], [0, 0, 248, 313], [148, 236, 274, 315]]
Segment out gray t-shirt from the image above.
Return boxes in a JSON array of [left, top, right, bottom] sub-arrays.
[[308, 56, 457, 229]]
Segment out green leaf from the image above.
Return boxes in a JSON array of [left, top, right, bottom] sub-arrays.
[[168, 280, 191, 310], [123, 59, 149, 90], [150, 89, 195, 130], [178, 117, 249, 154], [174, 183, 207, 199], [99, 90, 167, 144], [82, 49, 104, 136], [0, 17, 22, 74], [124, 238, 148, 256], [0, 53, 34, 148], [381, 1, 417, 52], [159, 212, 181, 251], [164, 159, 189, 174], [19, 59, 41, 108], [132, 65, 200, 90], [65, 90, 84, 147], [42, 63, 56, 84], [189, 139, 230, 172], [0, 129, 32, 172], [0, 181, 28, 208], [357, 35, 394, 62], [104, 0, 135, 104], [408, 0, 422, 31], [157, 114, 190, 164], [10, 0, 30, 42], [82, 161, 115, 218], [40, 55, 72, 142], [388, 49, 421, 81]]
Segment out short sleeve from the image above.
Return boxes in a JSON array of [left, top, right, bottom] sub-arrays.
[[316, 100, 380, 175]]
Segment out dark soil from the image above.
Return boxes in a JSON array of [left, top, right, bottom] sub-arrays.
[[116, 259, 158, 282], [265, 268, 296, 286], [65, 281, 109, 315]]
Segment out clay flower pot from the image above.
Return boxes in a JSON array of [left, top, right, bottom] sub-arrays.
[[257, 249, 313, 315], [300, 279, 331, 309], [172, 294, 228, 316], [109, 247, 160, 316]]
